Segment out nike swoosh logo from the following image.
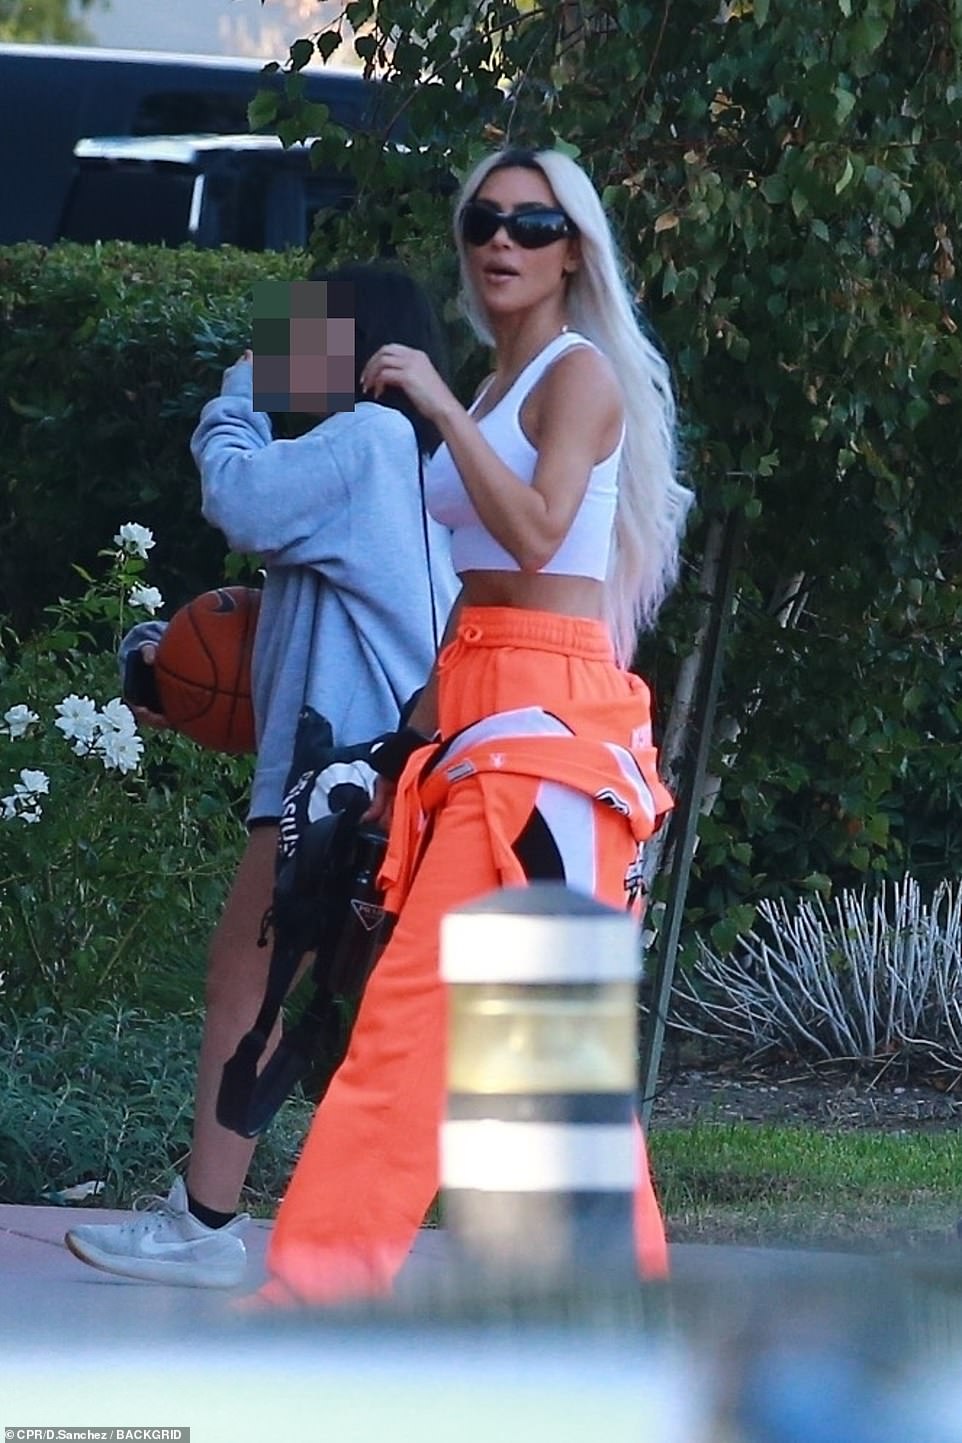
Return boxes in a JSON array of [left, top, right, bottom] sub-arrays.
[[131, 1230, 240, 1261]]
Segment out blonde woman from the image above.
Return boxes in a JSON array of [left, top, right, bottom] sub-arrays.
[[261, 148, 693, 1304]]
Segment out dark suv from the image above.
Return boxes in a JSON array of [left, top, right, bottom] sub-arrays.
[[61, 133, 357, 251], [0, 43, 376, 248]]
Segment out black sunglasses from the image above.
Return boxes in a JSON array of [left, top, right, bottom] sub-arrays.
[[460, 201, 577, 250]]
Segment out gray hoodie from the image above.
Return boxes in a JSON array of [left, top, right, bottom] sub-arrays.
[[176, 358, 457, 819]]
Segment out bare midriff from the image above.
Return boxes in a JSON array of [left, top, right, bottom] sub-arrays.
[[460, 569, 606, 619]]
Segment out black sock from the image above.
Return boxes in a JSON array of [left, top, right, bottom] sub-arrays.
[[186, 1190, 236, 1230]]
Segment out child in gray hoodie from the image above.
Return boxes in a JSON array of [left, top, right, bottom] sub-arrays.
[[65, 264, 458, 1288]]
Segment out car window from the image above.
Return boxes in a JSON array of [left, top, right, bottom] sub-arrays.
[[59, 164, 199, 246], [132, 90, 253, 137]]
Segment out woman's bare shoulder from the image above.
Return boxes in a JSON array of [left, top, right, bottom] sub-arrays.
[[548, 343, 620, 401], [533, 344, 622, 439]]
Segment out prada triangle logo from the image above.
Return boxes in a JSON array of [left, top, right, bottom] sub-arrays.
[[352, 899, 385, 932]]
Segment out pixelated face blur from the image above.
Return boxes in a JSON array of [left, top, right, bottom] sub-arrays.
[[251, 280, 355, 415], [465, 165, 580, 318]]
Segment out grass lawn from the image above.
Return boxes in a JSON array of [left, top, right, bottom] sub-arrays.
[[650, 1123, 962, 1249]]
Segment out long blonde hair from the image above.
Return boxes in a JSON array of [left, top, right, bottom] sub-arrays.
[[454, 148, 693, 664]]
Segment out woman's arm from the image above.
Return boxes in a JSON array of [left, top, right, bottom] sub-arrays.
[[362, 345, 622, 573]]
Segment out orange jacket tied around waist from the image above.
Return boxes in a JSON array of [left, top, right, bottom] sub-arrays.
[[379, 704, 674, 918]]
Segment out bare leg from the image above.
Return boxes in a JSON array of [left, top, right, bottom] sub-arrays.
[[186, 824, 279, 1214]]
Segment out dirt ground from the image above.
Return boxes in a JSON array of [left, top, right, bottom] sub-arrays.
[[651, 1057, 962, 1131]]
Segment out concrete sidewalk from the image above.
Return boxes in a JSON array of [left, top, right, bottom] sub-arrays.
[[5, 1203, 962, 1443], [0, 1198, 887, 1342], [0, 1203, 700, 1443]]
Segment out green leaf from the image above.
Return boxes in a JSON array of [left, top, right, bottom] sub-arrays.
[[852, 12, 890, 55], [300, 101, 331, 134], [730, 903, 757, 933], [754, 0, 770, 25], [247, 89, 278, 132], [863, 813, 890, 844], [761, 174, 789, 204], [289, 38, 315, 71], [834, 156, 855, 195], [710, 918, 739, 954], [834, 87, 856, 124], [317, 31, 341, 63], [276, 118, 306, 149]]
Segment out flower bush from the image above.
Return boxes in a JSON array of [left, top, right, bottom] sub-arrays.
[[0, 530, 252, 1016], [1, 523, 159, 821]]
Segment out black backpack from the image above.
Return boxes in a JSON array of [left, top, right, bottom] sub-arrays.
[[217, 706, 391, 1138]]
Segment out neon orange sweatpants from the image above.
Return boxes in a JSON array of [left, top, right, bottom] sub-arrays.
[[264, 608, 670, 1303]]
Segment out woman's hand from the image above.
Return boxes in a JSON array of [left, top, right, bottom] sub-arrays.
[[360, 345, 458, 425], [362, 775, 396, 830]]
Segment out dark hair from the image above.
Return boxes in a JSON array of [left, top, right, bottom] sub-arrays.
[[307, 261, 448, 454]]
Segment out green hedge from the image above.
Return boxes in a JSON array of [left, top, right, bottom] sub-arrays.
[[0, 1007, 312, 1208], [0, 243, 310, 636]]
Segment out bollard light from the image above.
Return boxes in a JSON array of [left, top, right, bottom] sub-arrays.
[[440, 882, 640, 1286]]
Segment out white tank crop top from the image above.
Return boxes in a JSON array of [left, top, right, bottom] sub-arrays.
[[423, 331, 622, 580]]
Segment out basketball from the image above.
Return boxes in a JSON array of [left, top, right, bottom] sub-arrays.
[[154, 587, 260, 754]]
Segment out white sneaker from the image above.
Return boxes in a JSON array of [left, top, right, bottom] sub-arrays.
[[64, 1177, 249, 1288]]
